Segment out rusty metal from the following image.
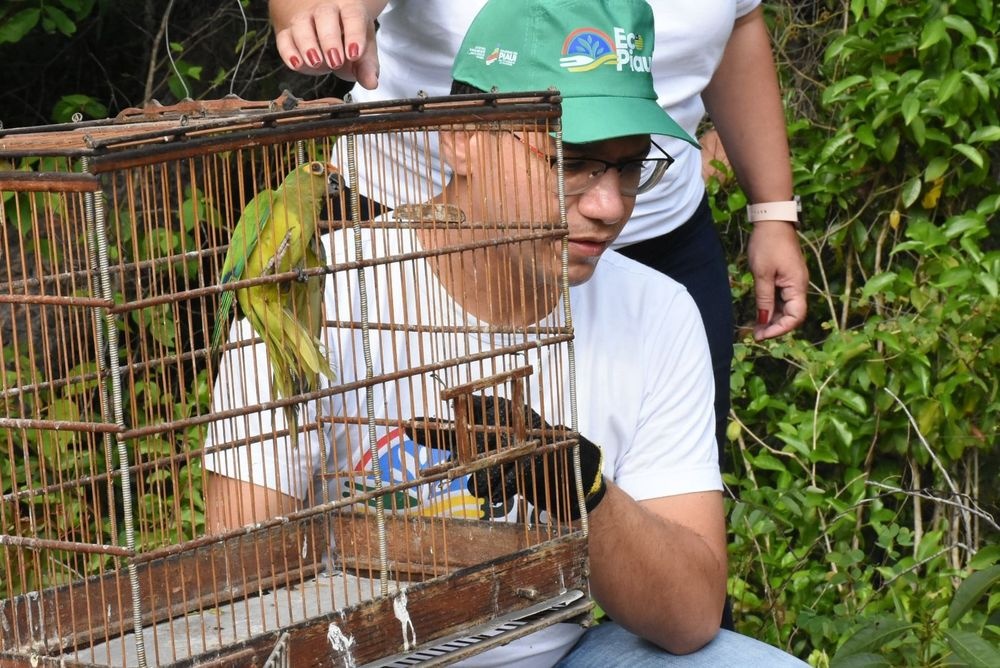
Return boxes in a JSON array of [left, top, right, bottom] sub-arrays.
[[0, 92, 584, 667], [0, 535, 133, 557]]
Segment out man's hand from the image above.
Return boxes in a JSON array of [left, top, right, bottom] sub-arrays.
[[414, 393, 606, 520], [270, 0, 385, 89], [747, 219, 808, 340]]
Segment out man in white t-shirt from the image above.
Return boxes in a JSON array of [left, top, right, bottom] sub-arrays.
[[207, 1, 806, 664], [271, 0, 811, 488]]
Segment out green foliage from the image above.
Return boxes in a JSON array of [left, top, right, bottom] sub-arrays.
[[0, 0, 96, 43], [716, 1, 1000, 665], [0, 1, 342, 128], [0, 162, 215, 598], [52, 94, 108, 123]]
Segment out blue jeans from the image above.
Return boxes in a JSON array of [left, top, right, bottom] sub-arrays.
[[556, 623, 809, 667]]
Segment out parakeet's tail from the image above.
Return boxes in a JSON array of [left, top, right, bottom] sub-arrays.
[[254, 304, 336, 440], [210, 289, 236, 354]]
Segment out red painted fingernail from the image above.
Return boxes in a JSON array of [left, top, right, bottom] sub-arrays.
[[757, 309, 770, 325], [289, 55, 302, 69], [306, 48, 321, 66], [348, 42, 360, 60], [327, 48, 343, 68]]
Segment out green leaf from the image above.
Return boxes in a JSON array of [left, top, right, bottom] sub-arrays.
[[822, 129, 858, 162], [868, 0, 888, 19], [43, 5, 76, 36], [847, 0, 862, 21], [829, 415, 854, 448], [973, 37, 998, 66], [969, 546, 1000, 570], [823, 75, 868, 106], [862, 271, 898, 298], [52, 94, 108, 123], [0, 8, 41, 44], [944, 629, 1000, 668], [901, 96, 920, 125], [879, 129, 900, 161], [937, 71, 962, 104], [919, 20, 948, 50], [901, 177, 922, 208], [948, 565, 1000, 625], [980, 0, 995, 23], [953, 144, 985, 169], [934, 267, 973, 289], [829, 387, 868, 414], [831, 653, 892, 668], [968, 126, 1000, 144], [750, 452, 788, 473], [924, 157, 949, 182], [856, 123, 876, 148], [978, 273, 998, 298], [834, 617, 914, 660], [963, 72, 991, 101], [942, 15, 978, 43], [944, 215, 985, 239]]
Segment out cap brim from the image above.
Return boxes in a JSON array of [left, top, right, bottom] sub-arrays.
[[559, 96, 699, 148]]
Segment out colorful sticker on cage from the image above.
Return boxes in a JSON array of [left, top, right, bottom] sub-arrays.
[[342, 427, 485, 519]]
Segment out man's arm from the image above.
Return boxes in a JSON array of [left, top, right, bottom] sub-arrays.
[[205, 471, 302, 534], [269, 0, 389, 88], [587, 485, 727, 655], [702, 6, 808, 340]]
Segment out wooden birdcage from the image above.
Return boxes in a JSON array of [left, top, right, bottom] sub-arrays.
[[0, 91, 594, 667]]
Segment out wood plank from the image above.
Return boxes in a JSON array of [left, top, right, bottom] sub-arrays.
[[2, 512, 573, 659], [0, 516, 330, 655], [190, 533, 588, 668]]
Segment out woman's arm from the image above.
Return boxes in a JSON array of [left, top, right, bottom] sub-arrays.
[[702, 6, 808, 340]]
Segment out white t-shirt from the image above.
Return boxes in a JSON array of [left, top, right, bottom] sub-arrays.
[[206, 229, 719, 666], [346, 0, 760, 246]]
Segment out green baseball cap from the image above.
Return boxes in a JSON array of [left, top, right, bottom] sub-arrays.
[[451, 0, 698, 147]]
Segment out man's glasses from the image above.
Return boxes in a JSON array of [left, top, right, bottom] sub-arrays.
[[511, 133, 675, 197]]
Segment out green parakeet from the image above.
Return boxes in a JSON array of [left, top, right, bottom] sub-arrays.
[[211, 160, 339, 437]]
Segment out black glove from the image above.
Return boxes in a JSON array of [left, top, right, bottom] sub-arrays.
[[412, 393, 606, 520]]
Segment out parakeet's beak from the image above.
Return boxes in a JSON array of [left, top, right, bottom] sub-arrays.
[[327, 165, 342, 195]]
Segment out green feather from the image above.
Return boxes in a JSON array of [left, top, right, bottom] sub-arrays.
[[211, 190, 275, 353]]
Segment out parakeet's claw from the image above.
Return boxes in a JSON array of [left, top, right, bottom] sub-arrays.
[[296, 267, 309, 283]]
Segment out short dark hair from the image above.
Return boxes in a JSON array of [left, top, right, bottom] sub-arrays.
[[450, 80, 486, 95]]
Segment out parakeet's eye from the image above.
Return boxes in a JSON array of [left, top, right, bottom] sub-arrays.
[[309, 162, 325, 175]]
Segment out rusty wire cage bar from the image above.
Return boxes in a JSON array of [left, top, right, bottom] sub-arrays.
[[0, 92, 593, 667]]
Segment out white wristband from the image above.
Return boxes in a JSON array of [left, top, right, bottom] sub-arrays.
[[747, 196, 801, 227]]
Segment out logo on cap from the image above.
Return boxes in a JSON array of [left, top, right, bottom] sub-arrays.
[[559, 28, 616, 72], [485, 45, 518, 66], [560, 26, 650, 73]]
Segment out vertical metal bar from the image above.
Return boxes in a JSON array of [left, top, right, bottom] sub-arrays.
[[84, 161, 148, 667], [553, 129, 590, 536], [346, 132, 390, 596], [82, 157, 122, 549]]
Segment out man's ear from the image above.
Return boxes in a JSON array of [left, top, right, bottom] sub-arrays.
[[439, 128, 475, 176]]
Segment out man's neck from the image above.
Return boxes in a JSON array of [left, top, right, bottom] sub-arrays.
[[411, 190, 561, 328]]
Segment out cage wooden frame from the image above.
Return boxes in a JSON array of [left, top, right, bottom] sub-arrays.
[[0, 91, 594, 668]]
